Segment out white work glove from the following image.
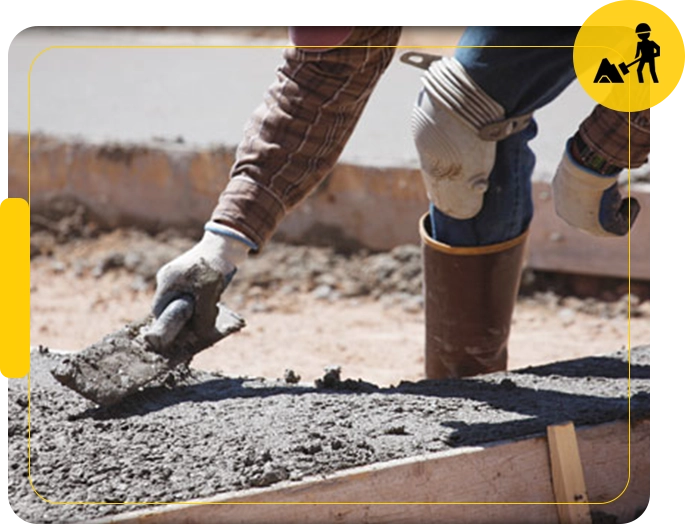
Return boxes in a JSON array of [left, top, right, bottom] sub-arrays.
[[552, 143, 639, 237], [152, 222, 255, 318]]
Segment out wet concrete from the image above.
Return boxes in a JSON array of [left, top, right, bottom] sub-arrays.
[[8, 346, 649, 523]]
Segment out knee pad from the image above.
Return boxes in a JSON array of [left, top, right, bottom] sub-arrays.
[[402, 52, 533, 219]]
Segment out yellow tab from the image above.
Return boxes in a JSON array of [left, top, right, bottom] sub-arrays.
[[0, 198, 30, 378]]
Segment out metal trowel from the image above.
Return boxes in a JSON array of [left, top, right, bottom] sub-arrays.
[[50, 263, 245, 407]]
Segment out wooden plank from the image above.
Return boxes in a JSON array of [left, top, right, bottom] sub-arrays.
[[547, 422, 592, 524], [90, 419, 649, 524], [528, 182, 650, 280]]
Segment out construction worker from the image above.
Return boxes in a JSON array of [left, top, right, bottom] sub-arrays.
[[635, 22, 660, 83], [153, 27, 649, 380]]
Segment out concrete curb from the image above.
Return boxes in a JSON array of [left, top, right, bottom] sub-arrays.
[[12, 133, 649, 279]]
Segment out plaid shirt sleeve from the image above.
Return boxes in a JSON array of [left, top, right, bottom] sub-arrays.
[[576, 105, 650, 170], [211, 27, 402, 250]]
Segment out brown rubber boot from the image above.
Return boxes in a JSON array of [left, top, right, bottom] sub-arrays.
[[420, 213, 528, 379]]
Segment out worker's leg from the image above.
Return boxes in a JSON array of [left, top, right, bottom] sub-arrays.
[[637, 62, 645, 83], [649, 61, 658, 82], [421, 27, 578, 378], [431, 27, 578, 246]]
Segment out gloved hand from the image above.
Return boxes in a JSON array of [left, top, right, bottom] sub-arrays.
[[152, 222, 256, 319], [552, 142, 640, 237]]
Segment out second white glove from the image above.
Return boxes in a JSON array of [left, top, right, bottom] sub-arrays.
[[552, 143, 639, 237]]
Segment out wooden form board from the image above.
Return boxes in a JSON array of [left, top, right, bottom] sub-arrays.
[[92, 419, 649, 524]]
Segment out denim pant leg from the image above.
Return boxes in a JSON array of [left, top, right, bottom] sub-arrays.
[[430, 27, 579, 247]]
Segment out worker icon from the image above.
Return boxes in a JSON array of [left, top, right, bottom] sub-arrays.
[[592, 23, 660, 84], [634, 23, 660, 83]]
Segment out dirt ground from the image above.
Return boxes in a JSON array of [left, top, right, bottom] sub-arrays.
[[29, 208, 649, 387]]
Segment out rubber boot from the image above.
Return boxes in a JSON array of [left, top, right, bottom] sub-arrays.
[[420, 213, 528, 379]]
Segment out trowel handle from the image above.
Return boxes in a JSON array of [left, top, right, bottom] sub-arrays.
[[144, 296, 194, 350]]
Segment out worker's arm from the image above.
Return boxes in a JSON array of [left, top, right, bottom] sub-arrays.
[[210, 27, 401, 248], [654, 42, 660, 57], [153, 27, 401, 319], [552, 106, 649, 236]]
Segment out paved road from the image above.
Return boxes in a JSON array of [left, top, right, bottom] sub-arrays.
[[10, 27, 599, 179]]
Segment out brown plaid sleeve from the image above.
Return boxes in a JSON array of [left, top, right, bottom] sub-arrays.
[[577, 105, 650, 169], [211, 27, 402, 250]]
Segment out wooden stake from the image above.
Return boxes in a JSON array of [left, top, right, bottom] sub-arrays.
[[547, 421, 592, 524]]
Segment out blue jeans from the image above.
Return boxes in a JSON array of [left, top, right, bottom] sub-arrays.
[[430, 27, 579, 247]]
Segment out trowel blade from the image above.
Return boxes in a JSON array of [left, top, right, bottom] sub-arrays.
[[50, 305, 244, 407]]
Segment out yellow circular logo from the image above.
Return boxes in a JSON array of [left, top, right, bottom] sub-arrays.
[[574, 0, 684, 111]]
